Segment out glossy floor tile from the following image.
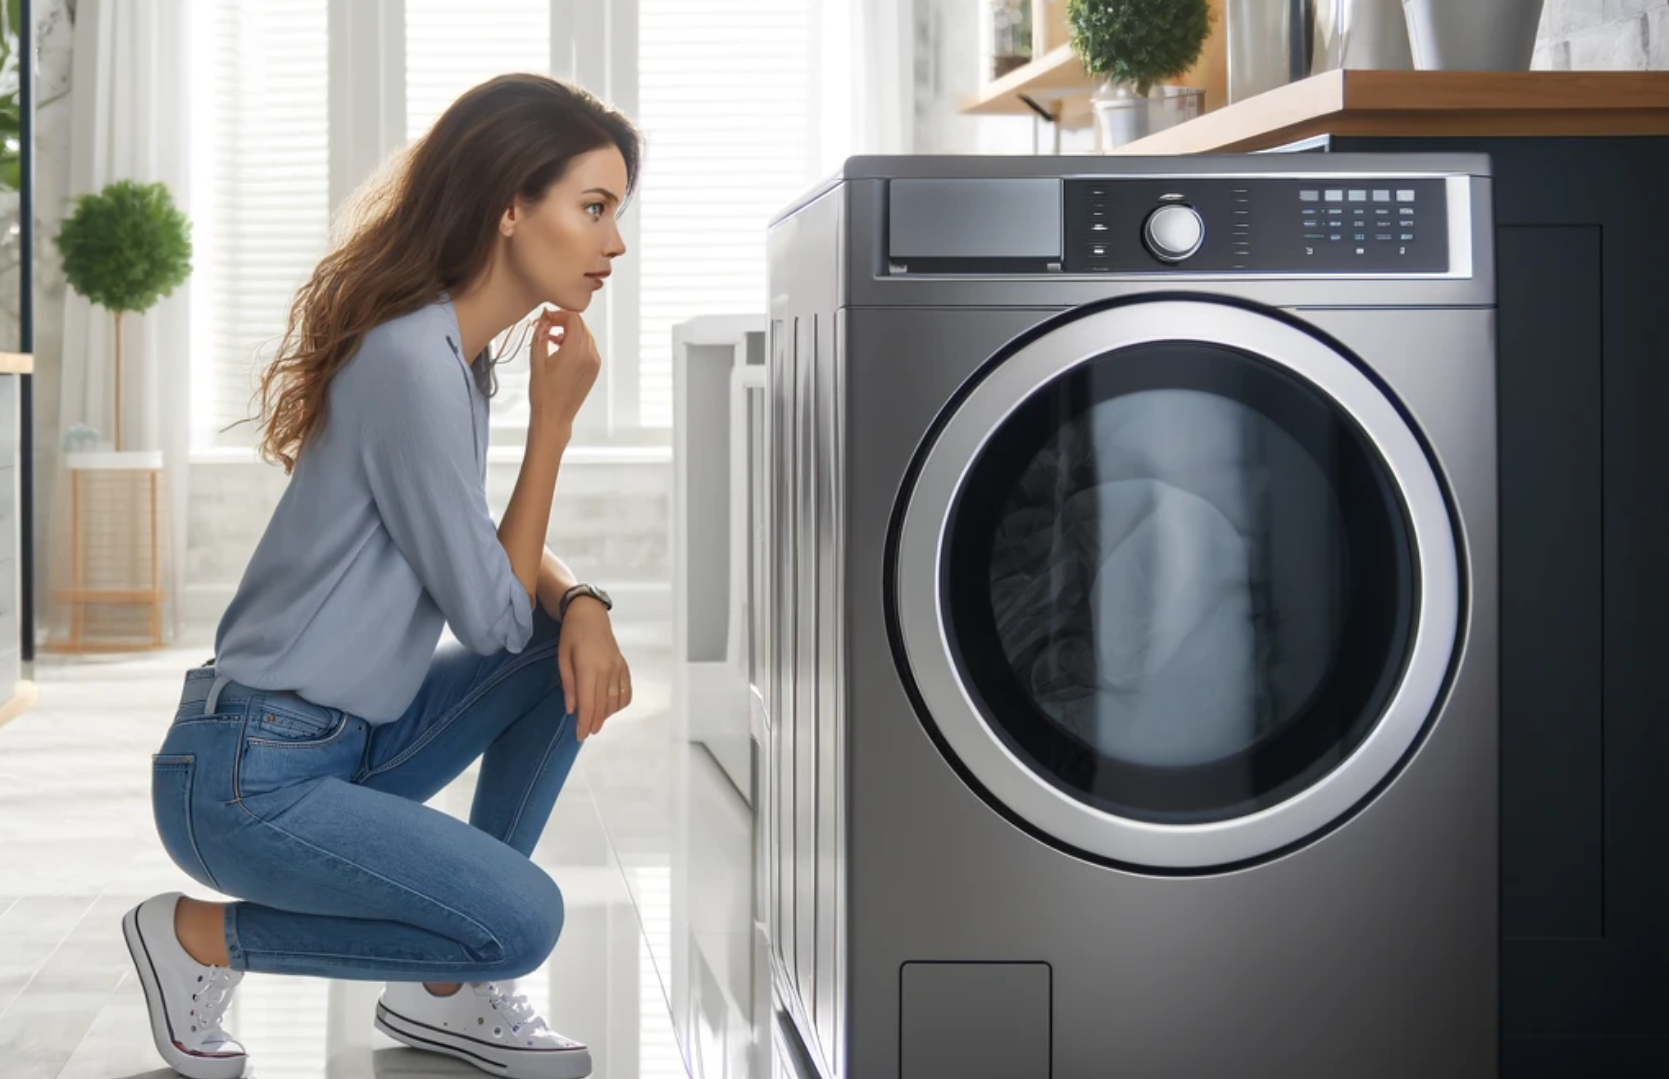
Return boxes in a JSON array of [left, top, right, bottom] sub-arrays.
[[0, 639, 772, 1078]]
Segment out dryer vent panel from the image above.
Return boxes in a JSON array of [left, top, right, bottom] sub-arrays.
[[900, 962, 1051, 1078]]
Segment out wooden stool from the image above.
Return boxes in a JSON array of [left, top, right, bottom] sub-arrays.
[[48, 450, 166, 653]]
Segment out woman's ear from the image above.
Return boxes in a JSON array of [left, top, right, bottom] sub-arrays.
[[499, 204, 519, 238]]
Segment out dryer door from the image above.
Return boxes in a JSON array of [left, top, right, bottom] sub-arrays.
[[893, 298, 1460, 871]]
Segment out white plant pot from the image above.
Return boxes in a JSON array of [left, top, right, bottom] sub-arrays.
[[1093, 84, 1205, 151], [1401, 0, 1545, 70]]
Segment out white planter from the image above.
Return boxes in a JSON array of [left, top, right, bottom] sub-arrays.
[[1093, 84, 1204, 151], [1401, 0, 1545, 70], [1318, 0, 1414, 73]]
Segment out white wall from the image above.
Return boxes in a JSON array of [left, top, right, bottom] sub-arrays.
[[1534, 0, 1669, 68]]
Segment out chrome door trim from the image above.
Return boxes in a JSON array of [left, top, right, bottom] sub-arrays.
[[894, 299, 1461, 870]]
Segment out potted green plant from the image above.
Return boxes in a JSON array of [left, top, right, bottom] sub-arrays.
[[1066, 0, 1213, 149], [55, 179, 192, 451]]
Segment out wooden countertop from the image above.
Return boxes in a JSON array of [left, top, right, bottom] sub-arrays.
[[1114, 70, 1669, 155], [0, 352, 32, 375]]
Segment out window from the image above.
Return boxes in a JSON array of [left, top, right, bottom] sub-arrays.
[[191, 0, 847, 449], [404, 2, 552, 144], [190, 0, 331, 451], [634, 0, 828, 429], [405, 0, 553, 440]]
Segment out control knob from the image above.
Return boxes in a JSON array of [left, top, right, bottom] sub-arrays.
[[1143, 203, 1205, 262]]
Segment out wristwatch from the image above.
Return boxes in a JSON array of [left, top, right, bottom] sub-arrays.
[[559, 583, 613, 619]]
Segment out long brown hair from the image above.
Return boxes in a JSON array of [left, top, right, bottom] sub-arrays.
[[248, 73, 642, 472]]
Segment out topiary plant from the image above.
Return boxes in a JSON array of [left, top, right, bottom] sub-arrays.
[[55, 179, 193, 451], [1066, 0, 1213, 97]]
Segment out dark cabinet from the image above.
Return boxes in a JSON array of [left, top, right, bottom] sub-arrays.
[[1309, 133, 1669, 1077]]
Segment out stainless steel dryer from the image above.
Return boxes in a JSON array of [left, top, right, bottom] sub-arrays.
[[757, 154, 1498, 1079]]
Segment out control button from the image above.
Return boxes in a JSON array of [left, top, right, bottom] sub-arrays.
[[1090, 245, 1109, 256], [1300, 190, 1320, 202], [1327, 208, 1343, 216], [1325, 190, 1344, 202], [1143, 203, 1206, 262], [1348, 190, 1367, 202], [1397, 189, 1416, 202], [1373, 190, 1391, 202], [1328, 233, 1342, 241], [1375, 208, 1390, 216], [1376, 233, 1394, 241], [1400, 233, 1415, 241], [1353, 233, 1367, 241], [1304, 232, 1327, 240], [1399, 207, 1415, 216]]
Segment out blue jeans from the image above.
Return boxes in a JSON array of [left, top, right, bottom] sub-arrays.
[[151, 606, 581, 982]]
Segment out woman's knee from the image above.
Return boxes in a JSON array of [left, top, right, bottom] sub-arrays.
[[487, 867, 564, 976]]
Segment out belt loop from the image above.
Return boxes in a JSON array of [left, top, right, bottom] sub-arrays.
[[204, 674, 232, 715]]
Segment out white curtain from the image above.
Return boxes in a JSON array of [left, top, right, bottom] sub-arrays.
[[847, 0, 916, 155], [44, 0, 192, 646]]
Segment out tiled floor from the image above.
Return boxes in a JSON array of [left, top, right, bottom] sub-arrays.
[[0, 638, 766, 1079]]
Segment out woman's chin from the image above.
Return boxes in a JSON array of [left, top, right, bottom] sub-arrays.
[[553, 288, 594, 312]]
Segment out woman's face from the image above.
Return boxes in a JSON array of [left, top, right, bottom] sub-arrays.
[[503, 146, 629, 312]]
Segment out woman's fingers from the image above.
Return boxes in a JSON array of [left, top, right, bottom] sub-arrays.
[[558, 642, 577, 720], [566, 642, 632, 740], [609, 664, 624, 714], [577, 663, 597, 740]]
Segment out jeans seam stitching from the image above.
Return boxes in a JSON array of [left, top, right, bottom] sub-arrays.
[[232, 715, 248, 801], [499, 713, 567, 846], [245, 711, 352, 750], [229, 798, 502, 957], [156, 755, 226, 892], [365, 637, 561, 779], [235, 951, 485, 967]]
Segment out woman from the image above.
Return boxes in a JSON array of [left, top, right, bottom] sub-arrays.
[[122, 74, 639, 1079]]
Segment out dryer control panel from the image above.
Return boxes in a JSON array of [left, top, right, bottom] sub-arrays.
[[1063, 176, 1451, 274]]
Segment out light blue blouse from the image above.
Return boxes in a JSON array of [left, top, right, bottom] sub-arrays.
[[212, 299, 534, 723]]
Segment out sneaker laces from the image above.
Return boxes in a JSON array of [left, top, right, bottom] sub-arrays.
[[192, 967, 242, 1041], [473, 981, 550, 1036]]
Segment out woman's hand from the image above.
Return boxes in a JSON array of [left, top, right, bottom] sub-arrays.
[[528, 307, 601, 433], [557, 599, 632, 740]]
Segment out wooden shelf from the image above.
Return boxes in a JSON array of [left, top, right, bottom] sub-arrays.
[[962, 0, 1229, 131], [1112, 69, 1669, 155], [964, 44, 1100, 126]]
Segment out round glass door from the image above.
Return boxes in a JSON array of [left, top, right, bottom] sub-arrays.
[[894, 300, 1460, 871]]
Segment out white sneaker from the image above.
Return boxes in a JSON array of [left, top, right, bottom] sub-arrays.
[[376, 979, 592, 1079], [121, 893, 249, 1079]]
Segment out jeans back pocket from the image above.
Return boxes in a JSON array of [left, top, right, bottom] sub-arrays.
[[152, 754, 221, 890]]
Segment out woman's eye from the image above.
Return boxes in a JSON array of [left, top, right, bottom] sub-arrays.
[[586, 203, 605, 219]]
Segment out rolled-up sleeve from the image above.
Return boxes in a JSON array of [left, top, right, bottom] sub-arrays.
[[355, 349, 534, 655]]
